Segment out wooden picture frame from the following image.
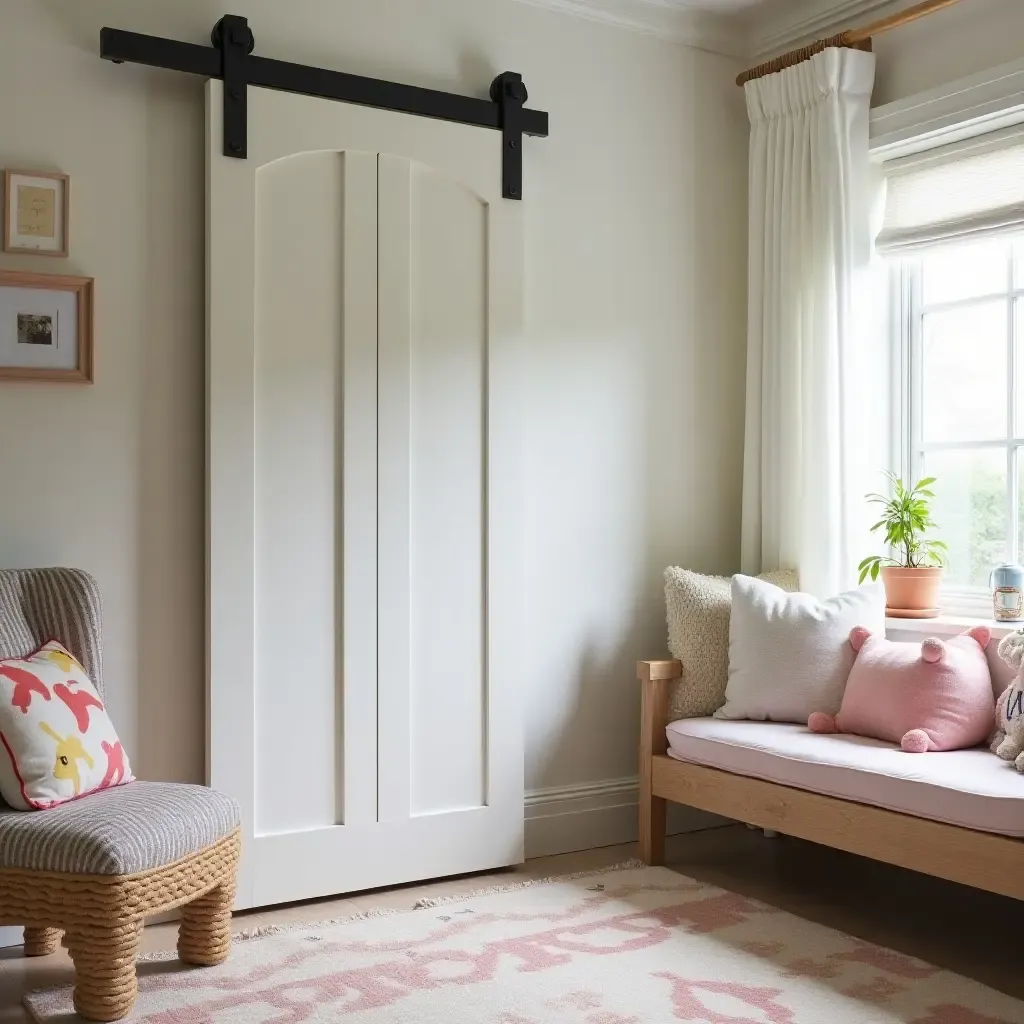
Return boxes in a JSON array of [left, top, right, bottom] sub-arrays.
[[4, 170, 70, 257], [0, 270, 93, 383]]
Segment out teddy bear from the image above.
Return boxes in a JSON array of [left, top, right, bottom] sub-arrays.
[[992, 629, 1024, 771]]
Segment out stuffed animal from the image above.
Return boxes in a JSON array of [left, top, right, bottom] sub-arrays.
[[808, 626, 993, 753], [992, 629, 1024, 770]]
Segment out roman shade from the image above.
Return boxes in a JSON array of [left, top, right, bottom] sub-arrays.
[[877, 127, 1024, 254]]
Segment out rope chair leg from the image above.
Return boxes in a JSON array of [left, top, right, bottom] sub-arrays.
[[66, 921, 141, 1022], [23, 927, 63, 957], [178, 879, 235, 967]]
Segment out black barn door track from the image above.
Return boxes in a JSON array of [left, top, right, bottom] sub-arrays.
[[100, 15, 549, 200]]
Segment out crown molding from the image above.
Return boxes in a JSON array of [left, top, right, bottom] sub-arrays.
[[747, 0, 896, 60], [507, 0, 746, 55], [506, 0, 950, 63]]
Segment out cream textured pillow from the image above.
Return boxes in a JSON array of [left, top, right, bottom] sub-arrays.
[[664, 567, 799, 721], [0, 640, 133, 810], [716, 575, 886, 724]]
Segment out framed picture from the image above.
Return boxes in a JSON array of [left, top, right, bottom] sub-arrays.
[[0, 271, 93, 383], [4, 170, 70, 257]]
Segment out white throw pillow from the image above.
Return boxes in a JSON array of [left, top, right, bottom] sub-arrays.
[[716, 575, 885, 723], [664, 567, 799, 721], [0, 640, 133, 810]]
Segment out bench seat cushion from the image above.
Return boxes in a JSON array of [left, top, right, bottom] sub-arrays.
[[0, 781, 241, 875], [666, 717, 1024, 837]]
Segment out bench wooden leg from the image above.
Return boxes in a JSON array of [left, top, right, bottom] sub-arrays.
[[640, 790, 667, 865], [24, 927, 62, 956], [637, 664, 674, 867]]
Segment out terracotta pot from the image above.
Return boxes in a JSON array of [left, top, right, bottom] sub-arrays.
[[880, 566, 943, 617]]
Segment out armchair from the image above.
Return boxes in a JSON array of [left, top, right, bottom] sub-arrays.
[[0, 568, 240, 1021]]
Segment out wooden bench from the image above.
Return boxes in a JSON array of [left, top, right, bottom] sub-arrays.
[[637, 659, 1024, 899]]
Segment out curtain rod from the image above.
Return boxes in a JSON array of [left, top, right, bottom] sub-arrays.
[[736, 0, 965, 87]]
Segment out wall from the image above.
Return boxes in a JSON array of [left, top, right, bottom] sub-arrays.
[[0, 0, 748, 856], [759, 0, 1024, 108], [870, 0, 1024, 106]]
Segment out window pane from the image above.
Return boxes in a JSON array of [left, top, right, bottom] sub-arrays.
[[923, 449, 1007, 588], [922, 238, 1009, 306], [1019, 449, 1024, 571], [1013, 238, 1024, 289], [922, 302, 1007, 443], [1017, 299, 1024, 435]]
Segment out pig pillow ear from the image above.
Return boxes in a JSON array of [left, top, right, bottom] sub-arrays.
[[966, 625, 992, 649], [849, 626, 872, 653]]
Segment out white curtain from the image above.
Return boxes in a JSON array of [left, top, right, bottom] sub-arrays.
[[741, 47, 878, 598]]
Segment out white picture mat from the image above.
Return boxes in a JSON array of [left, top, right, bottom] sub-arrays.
[[6, 172, 66, 253], [0, 287, 77, 369]]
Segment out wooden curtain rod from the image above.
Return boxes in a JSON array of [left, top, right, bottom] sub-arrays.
[[736, 0, 965, 87]]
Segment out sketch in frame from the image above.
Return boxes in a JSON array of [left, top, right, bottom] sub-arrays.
[[17, 313, 56, 347], [0, 271, 92, 383], [4, 170, 70, 257]]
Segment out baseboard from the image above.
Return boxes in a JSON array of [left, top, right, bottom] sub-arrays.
[[0, 926, 22, 948], [524, 776, 728, 859]]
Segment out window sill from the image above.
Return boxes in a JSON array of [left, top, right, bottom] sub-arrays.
[[885, 614, 1021, 639]]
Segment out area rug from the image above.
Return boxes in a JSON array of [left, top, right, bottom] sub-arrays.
[[24, 861, 1023, 1023]]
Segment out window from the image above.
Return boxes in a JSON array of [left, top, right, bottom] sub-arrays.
[[875, 79, 1024, 613], [899, 236, 1024, 610]]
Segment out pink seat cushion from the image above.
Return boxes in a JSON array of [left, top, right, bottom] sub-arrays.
[[665, 717, 1024, 836], [809, 626, 994, 753]]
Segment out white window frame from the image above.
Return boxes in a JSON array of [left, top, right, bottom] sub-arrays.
[[871, 55, 1024, 621], [896, 242, 1024, 617]]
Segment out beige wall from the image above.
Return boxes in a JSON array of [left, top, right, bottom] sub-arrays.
[[0, 1, 748, 796], [832, 0, 1024, 106]]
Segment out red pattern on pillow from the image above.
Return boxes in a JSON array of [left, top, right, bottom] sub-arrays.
[[0, 641, 133, 810]]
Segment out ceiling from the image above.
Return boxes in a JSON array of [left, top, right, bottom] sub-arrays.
[[681, 0, 779, 11], [510, 0, 905, 59]]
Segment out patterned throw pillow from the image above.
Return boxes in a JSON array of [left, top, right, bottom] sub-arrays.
[[664, 567, 799, 721], [0, 640, 133, 810]]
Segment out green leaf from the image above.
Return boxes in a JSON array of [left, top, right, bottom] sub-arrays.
[[861, 470, 945, 572]]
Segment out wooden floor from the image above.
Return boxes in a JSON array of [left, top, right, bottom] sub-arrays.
[[0, 823, 1018, 1020]]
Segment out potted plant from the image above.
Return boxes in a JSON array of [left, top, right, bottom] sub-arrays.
[[857, 472, 947, 617]]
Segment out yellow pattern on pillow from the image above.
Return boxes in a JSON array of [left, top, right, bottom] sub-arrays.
[[0, 640, 133, 810]]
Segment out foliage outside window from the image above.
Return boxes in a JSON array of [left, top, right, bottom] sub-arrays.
[[900, 236, 1024, 611]]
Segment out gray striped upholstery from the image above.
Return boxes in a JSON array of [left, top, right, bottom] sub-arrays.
[[0, 568, 241, 875], [0, 782, 240, 874], [0, 568, 104, 697]]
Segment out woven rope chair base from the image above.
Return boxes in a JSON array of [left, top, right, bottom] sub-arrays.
[[0, 829, 240, 1022]]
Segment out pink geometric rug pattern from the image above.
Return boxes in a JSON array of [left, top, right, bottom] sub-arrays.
[[24, 863, 1022, 1023]]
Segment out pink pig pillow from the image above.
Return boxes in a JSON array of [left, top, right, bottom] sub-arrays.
[[808, 626, 994, 753]]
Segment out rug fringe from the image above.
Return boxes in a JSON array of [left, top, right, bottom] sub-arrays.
[[131, 858, 651, 961], [411, 858, 647, 909]]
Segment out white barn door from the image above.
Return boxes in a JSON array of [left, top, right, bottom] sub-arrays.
[[207, 80, 524, 909]]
